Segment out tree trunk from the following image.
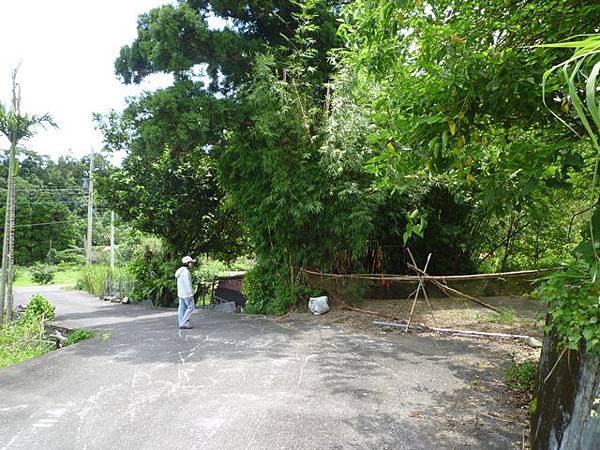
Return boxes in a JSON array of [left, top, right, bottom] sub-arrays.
[[531, 326, 600, 449]]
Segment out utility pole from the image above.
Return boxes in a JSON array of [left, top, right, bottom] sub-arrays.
[[0, 68, 20, 322], [110, 211, 115, 272], [5, 156, 16, 321], [86, 147, 94, 265]]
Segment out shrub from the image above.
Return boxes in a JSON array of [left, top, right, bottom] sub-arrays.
[[19, 294, 55, 324], [46, 248, 59, 265], [490, 308, 516, 325], [243, 262, 314, 315], [56, 247, 85, 265], [126, 239, 178, 306], [0, 321, 54, 368], [30, 264, 56, 285], [1, 295, 56, 368]]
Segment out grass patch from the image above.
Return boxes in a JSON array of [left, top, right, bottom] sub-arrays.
[[14, 266, 81, 288], [64, 329, 95, 346], [0, 324, 54, 369]]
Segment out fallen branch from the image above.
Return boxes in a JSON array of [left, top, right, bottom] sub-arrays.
[[372, 320, 531, 340]]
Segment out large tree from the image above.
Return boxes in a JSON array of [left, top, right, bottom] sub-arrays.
[[98, 0, 343, 260]]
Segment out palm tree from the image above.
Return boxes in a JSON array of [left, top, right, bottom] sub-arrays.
[[0, 66, 56, 323]]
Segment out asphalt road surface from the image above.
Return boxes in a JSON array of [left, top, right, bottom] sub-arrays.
[[0, 286, 521, 449]]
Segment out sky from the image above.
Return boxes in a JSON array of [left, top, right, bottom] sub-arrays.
[[0, 0, 176, 162]]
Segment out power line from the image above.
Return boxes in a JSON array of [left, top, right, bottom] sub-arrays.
[[15, 201, 86, 205], [0, 219, 80, 230], [1, 188, 86, 192]]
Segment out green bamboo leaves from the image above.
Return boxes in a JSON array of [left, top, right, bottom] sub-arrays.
[[540, 35, 600, 263]]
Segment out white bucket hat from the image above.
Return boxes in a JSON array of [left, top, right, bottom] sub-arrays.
[[181, 256, 196, 264]]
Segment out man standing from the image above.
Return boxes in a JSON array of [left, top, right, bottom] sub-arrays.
[[175, 256, 196, 329]]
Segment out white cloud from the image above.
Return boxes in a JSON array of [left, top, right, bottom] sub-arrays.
[[0, 0, 175, 161]]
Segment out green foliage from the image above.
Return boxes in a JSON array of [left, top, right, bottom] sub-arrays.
[[242, 262, 294, 315], [94, 81, 248, 261], [0, 295, 55, 368], [403, 209, 427, 246], [504, 360, 538, 394], [0, 321, 54, 369], [337, 0, 598, 272], [30, 264, 56, 285], [103, 0, 600, 316], [55, 247, 85, 266], [20, 294, 55, 324], [533, 35, 600, 356], [0, 150, 114, 265], [126, 239, 178, 306], [76, 265, 111, 296], [114, 0, 340, 90], [64, 329, 95, 346], [536, 259, 600, 354], [193, 259, 228, 283]]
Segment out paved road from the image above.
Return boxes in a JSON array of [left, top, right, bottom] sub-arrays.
[[0, 286, 521, 449]]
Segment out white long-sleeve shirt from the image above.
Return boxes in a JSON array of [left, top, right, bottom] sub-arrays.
[[175, 266, 194, 298]]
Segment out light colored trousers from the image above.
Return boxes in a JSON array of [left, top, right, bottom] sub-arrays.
[[177, 296, 195, 327]]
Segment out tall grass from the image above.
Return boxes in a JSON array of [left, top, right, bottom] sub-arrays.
[[76, 265, 127, 296], [76, 265, 109, 295]]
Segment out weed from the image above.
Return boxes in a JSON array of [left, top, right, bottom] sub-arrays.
[[64, 329, 95, 346], [490, 307, 516, 324], [19, 294, 55, 324], [99, 331, 112, 341], [30, 264, 56, 285], [504, 360, 538, 394]]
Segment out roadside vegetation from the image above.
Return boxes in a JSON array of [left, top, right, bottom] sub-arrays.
[[0, 294, 97, 369], [0, 294, 55, 368]]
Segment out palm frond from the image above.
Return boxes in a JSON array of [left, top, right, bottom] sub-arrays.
[[0, 103, 57, 142]]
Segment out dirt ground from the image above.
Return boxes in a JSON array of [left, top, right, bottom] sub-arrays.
[[291, 294, 545, 338], [278, 294, 545, 448]]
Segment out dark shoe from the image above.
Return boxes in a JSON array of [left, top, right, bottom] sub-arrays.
[[179, 325, 193, 329]]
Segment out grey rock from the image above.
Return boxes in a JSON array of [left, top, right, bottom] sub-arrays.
[[527, 337, 543, 348]]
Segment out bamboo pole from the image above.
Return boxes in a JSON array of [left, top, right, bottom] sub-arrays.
[[373, 320, 531, 340], [408, 263, 502, 313], [300, 267, 547, 282]]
